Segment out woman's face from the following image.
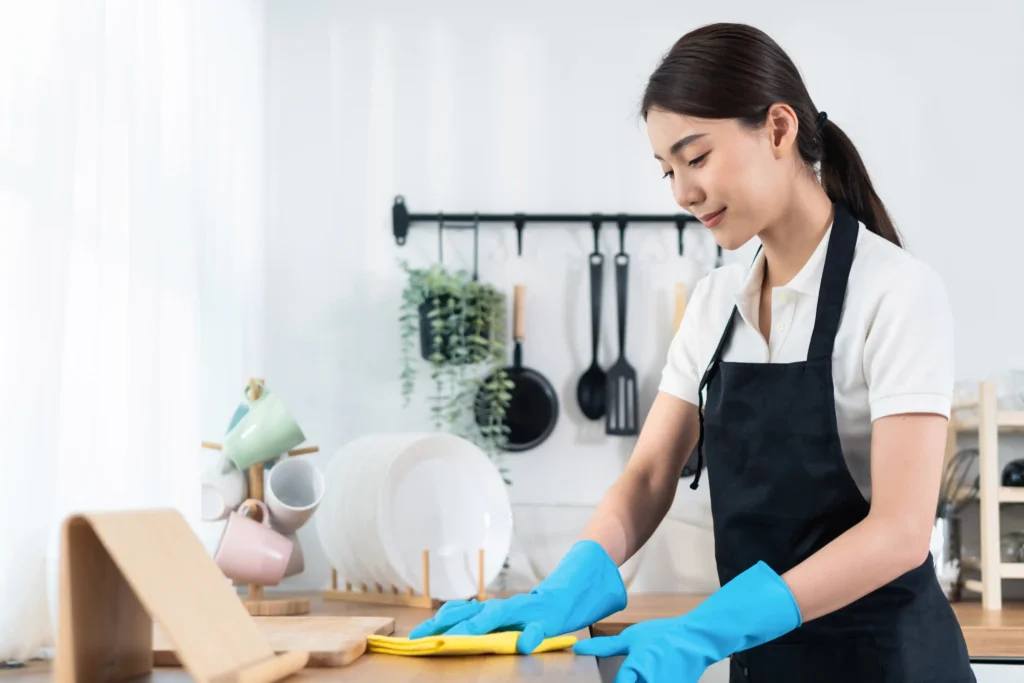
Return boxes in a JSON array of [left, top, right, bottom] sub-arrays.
[[646, 106, 796, 250]]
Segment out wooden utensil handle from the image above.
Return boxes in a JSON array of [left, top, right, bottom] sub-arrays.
[[674, 282, 688, 332], [513, 284, 526, 340]]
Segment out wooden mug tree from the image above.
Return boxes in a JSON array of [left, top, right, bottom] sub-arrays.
[[202, 377, 319, 616]]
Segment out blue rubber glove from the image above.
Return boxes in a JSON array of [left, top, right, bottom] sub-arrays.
[[574, 561, 801, 683], [408, 540, 628, 654]]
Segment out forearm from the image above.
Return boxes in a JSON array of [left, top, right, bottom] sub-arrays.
[[783, 413, 945, 622], [782, 512, 926, 622], [576, 392, 698, 566], [580, 464, 677, 566]]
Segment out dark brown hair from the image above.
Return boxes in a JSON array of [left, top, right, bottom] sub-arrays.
[[641, 23, 902, 247]]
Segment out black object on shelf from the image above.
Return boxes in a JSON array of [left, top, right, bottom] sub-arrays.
[[392, 195, 702, 256], [1003, 459, 1024, 487]]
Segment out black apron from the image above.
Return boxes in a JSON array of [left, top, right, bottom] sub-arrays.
[[689, 204, 975, 683]]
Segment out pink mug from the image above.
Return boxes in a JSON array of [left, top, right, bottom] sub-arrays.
[[213, 499, 293, 585]]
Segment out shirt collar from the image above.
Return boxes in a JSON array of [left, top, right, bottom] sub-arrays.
[[733, 219, 835, 308]]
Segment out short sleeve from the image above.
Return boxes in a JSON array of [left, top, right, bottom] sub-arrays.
[[658, 276, 710, 406], [863, 262, 954, 421]]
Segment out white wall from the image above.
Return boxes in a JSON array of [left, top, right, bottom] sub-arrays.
[[255, 0, 1024, 604]]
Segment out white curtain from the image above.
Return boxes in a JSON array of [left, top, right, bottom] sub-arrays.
[[0, 0, 266, 661]]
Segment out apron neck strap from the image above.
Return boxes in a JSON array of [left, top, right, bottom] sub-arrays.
[[806, 204, 859, 362], [690, 306, 738, 490]]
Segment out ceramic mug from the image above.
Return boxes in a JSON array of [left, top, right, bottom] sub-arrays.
[[221, 392, 305, 471], [201, 458, 248, 521], [284, 532, 304, 578], [265, 457, 325, 534], [224, 382, 270, 433], [213, 499, 293, 585], [225, 401, 249, 434]]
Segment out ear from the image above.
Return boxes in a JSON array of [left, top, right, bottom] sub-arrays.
[[765, 103, 799, 159]]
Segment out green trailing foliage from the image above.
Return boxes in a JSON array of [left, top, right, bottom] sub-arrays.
[[398, 261, 514, 486]]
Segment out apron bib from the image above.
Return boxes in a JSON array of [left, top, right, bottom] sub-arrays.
[[691, 204, 974, 683]]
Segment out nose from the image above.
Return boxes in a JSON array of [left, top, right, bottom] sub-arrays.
[[675, 178, 704, 211]]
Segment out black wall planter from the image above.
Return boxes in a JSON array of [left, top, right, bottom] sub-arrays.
[[418, 296, 491, 363]]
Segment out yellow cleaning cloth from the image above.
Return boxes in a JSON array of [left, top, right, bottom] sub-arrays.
[[367, 631, 577, 656]]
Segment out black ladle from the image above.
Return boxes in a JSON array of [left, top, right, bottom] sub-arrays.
[[576, 219, 606, 420]]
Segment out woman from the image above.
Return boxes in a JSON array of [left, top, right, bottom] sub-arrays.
[[410, 22, 974, 683]]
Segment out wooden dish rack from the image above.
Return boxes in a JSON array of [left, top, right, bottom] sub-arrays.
[[948, 379, 1024, 610], [323, 548, 492, 609], [201, 377, 320, 617]]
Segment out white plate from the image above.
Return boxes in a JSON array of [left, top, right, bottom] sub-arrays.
[[376, 433, 512, 601], [351, 435, 408, 590], [317, 439, 358, 585], [340, 436, 385, 586], [317, 435, 379, 586]]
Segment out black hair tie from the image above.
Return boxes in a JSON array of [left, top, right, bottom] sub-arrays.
[[817, 111, 828, 129]]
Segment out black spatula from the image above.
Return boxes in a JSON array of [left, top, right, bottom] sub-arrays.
[[606, 221, 638, 435]]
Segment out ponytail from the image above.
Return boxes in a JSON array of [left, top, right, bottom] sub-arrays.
[[818, 119, 902, 248]]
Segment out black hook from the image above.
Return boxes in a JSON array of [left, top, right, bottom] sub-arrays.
[[675, 218, 687, 256], [715, 244, 723, 267], [437, 213, 445, 263], [590, 215, 601, 254], [472, 214, 480, 281], [514, 214, 526, 256], [616, 214, 628, 255]]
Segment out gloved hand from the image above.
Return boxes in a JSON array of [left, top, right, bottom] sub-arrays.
[[408, 540, 628, 654], [574, 560, 801, 683]]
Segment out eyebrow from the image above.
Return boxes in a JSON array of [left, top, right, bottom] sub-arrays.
[[654, 133, 706, 161]]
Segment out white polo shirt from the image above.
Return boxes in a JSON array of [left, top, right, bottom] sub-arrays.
[[659, 220, 955, 501]]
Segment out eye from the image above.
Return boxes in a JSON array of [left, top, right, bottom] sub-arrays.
[[688, 151, 710, 168], [662, 170, 674, 179]]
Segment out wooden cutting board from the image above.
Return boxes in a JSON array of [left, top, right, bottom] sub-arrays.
[[153, 615, 396, 668]]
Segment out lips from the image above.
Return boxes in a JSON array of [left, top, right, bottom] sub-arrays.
[[700, 208, 726, 227]]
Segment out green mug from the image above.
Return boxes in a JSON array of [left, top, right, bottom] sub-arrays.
[[221, 393, 305, 470]]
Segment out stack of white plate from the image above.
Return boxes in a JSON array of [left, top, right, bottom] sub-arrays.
[[315, 432, 513, 601]]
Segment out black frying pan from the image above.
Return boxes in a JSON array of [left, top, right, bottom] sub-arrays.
[[475, 284, 558, 451]]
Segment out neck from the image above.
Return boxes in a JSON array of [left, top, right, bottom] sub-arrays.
[[758, 180, 834, 289]]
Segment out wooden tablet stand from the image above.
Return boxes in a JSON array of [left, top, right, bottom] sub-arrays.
[[201, 377, 319, 617], [323, 548, 491, 608], [55, 508, 308, 683]]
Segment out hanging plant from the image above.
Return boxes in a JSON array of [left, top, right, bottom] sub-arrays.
[[398, 260, 514, 483]]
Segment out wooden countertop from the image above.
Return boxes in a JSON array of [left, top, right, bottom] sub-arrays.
[[4, 592, 1021, 682], [0, 594, 598, 683], [592, 594, 1024, 659]]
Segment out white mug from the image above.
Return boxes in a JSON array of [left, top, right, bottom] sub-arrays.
[[201, 457, 248, 521], [284, 532, 305, 578], [265, 457, 325, 534]]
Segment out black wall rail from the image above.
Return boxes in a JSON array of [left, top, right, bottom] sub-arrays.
[[391, 195, 717, 260]]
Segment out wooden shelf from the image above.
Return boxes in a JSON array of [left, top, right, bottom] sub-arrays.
[[952, 410, 1024, 432], [969, 560, 1024, 581], [1000, 487, 1024, 503], [947, 379, 1024, 611], [950, 486, 1024, 504], [1002, 563, 1024, 580]]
